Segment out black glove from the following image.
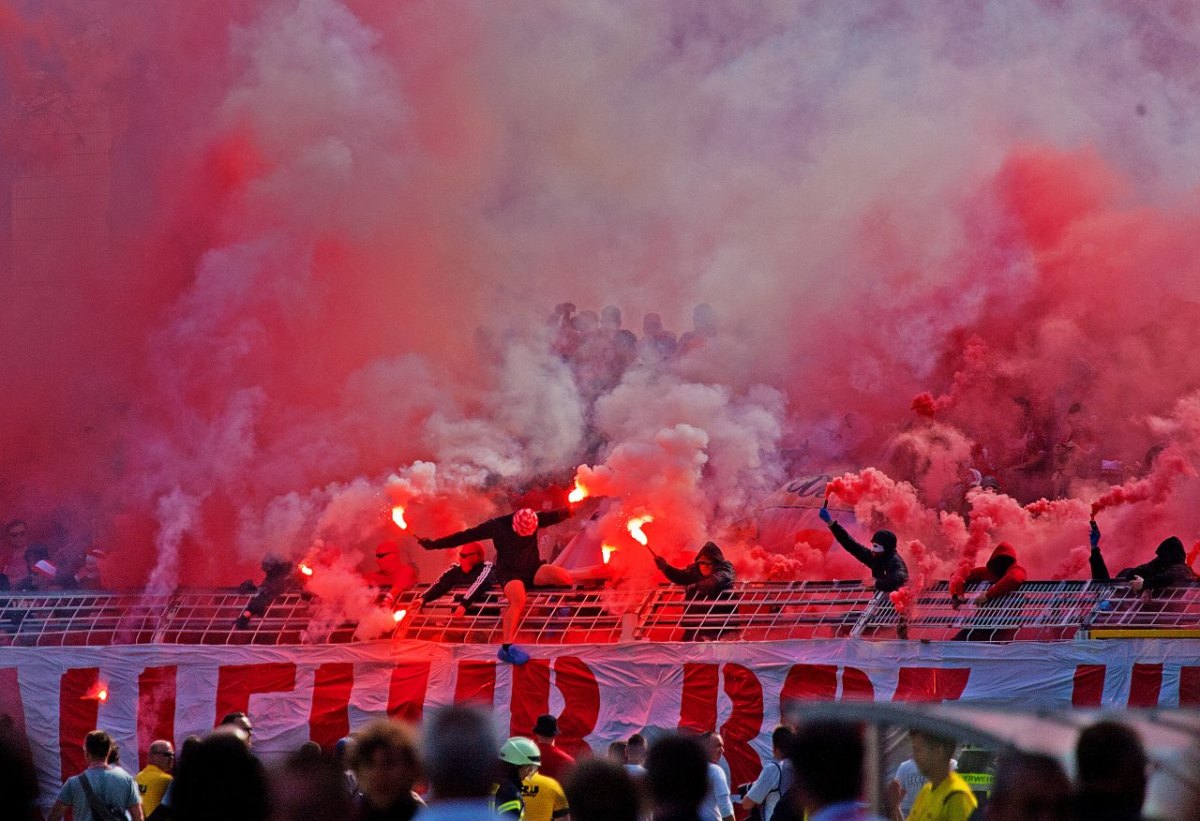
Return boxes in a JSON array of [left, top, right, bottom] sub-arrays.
[[417, 537, 435, 550]]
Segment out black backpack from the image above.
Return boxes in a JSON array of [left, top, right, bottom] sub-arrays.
[[78, 771, 127, 821]]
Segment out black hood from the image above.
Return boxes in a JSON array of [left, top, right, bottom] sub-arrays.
[[871, 530, 897, 553], [1156, 536, 1186, 564], [697, 541, 733, 570]]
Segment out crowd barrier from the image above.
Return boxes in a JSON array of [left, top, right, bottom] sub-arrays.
[[1, 580, 1197, 647]]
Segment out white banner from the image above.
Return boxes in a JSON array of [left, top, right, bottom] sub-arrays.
[[5, 638, 1200, 806]]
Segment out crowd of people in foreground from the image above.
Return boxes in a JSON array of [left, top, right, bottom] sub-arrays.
[[3, 703, 1171, 821]]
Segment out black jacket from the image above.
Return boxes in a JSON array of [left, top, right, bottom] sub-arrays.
[[420, 561, 496, 610], [829, 523, 908, 593], [1107, 536, 1198, 590], [421, 510, 570, 585], [655, 542, 735, 599]]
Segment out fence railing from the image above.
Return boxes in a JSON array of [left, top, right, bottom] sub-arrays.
[[0, 581, 1196, 647]]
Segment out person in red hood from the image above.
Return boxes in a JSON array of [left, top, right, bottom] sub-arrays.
[[949, 542, 1027, 641]]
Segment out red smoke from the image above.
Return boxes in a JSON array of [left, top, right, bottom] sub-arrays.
[[5, 3, 1200, 597]]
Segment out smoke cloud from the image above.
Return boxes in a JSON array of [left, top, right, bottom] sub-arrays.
[[5, 1, 1200, 602]]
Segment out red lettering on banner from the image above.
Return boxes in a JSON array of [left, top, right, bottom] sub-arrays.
[[510, 660, 552, 737], [678, 663, 719, 733], [60, 667, 100, 780], [552, 657, 601, 758], [387, 662, 432, 723], [454, 660, 497, 706], [214, 662, 296, 725], [310, 663, 353, 750], [1128, 663, 1163, 708], [137, 666, 177, 765], [841, 667, 875, 701], [780, 665, 837, 703], [720, 664, 764, 793], [508, 658, 600, 755], [892, 668, 970, 703], [1180, 667, 1200, 707], [0, 668, 32, 760], [1071, 665, 1106, 708]]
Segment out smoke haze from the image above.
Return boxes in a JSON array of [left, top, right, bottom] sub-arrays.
[[5, 0, 1200, 593]]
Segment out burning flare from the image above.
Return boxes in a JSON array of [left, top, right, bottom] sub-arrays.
[[298, 563, 314, 577], [601, 544, 617, 564], [391, 505, 408, 529], [627, 515, 654, 546], [392, 608, 407, 623], [568, 481, 588, 504]]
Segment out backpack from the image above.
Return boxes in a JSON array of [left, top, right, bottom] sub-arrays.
[[767, 762, 795, 821], [78, 771, 127, 821]]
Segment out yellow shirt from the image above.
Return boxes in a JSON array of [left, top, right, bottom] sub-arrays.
[[906, 771, 977, 821], [135, 764, 173, 815], [521, 772, 569, 821]]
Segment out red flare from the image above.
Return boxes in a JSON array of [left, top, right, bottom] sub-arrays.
[[601, 544, 616, 564], [298, 563, 314, 577], [84, 681, 109, 701], [627, 515, 653, 546], [1090, 453, 1191, 516], [568, 480, 588, 504], [392, 609, 407, 623], [391, 506, 408, 530]]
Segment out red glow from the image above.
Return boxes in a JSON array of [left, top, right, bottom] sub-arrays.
[[391, 506, 408, 530], [601, 544, 616, 564], [568, 481, 587, 504], [299, 563, 314, 577], [392, 609, 407, 622]]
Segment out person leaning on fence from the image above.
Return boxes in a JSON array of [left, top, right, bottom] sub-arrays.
[[409, 542, 496, 618], [949, 542, 1026, 641], [1088, 520, 1197, 594], [654, 542, 736, 641]]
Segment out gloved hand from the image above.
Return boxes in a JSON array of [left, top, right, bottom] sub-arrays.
[[416, 537, 435, 550], [818, 502, 833, 525], [969, 591, 988, 608], [1089, 520, 1101, 549], [950, 594, 964, 611], [1129, 575, 1145, 592], [654, 556, 669, 572]]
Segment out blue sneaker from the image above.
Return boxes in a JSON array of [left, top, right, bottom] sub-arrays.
[[497, 645, 530, 665]]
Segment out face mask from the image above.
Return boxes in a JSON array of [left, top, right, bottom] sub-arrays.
[[870, 545, 886, 555]]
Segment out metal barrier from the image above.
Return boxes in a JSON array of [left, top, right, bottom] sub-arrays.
[[0, 581, 1196, 647]]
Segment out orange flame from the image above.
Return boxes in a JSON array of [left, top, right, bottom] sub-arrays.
[[391, 505, 408, 529], [627, 515, 653, 546], [568, 481, 588, 504], [97, 687, 109, 702], [84, 681, 109, 701], [601, 544, 616, 564], [392, 609, 407, 623], [298, 563, 314, 577]]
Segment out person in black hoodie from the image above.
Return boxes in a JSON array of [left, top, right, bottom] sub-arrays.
[[655, 542, 736, 641], [818, 504, 908, 593], [1088, 520, 1197, 593], [410, 543, 496, 617]]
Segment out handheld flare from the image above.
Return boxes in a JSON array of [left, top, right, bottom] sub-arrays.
[[568, 481, 588, 504], [391, 506, 408, 530], [627, 516, 656, 555]]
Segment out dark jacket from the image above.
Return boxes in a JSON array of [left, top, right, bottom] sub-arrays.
[[420, 561, 496, 610], [950, 542, 1027, 603], [1112, 537, 1197, 590], [828, 524, 908, 592], [655, 542, 735, 599], [420, 510, 570, 586]]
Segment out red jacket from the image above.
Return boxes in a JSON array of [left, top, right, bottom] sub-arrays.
[[950, 542, 1027, 603], [536, 741, 575, 781]]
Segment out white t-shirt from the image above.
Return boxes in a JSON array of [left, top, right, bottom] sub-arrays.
[[892, 757, 957, 817], [702, 762, 735, 821], [745, 759, 792, 821]]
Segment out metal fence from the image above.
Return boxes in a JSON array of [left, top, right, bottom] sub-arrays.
[[0, 581, 1196, 647]]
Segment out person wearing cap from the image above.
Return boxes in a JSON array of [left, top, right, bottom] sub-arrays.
[[418, 507, 577, 665], [495, 737, 542, 820], [818, 505, 909, 594], [530, 715, 575, 782]]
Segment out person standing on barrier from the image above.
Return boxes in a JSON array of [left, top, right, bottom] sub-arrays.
[[654, 542, 736, 641], [418, 508, 580, 665]]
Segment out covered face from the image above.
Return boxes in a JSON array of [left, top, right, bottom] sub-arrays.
[[512, 508, 539, 537]]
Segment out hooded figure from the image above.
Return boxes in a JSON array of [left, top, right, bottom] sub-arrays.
[[826, 523, 908, 593], [1110, 536, 1197, 591], [654, 542, 735, 599], [949, 542, 1027, 605]]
